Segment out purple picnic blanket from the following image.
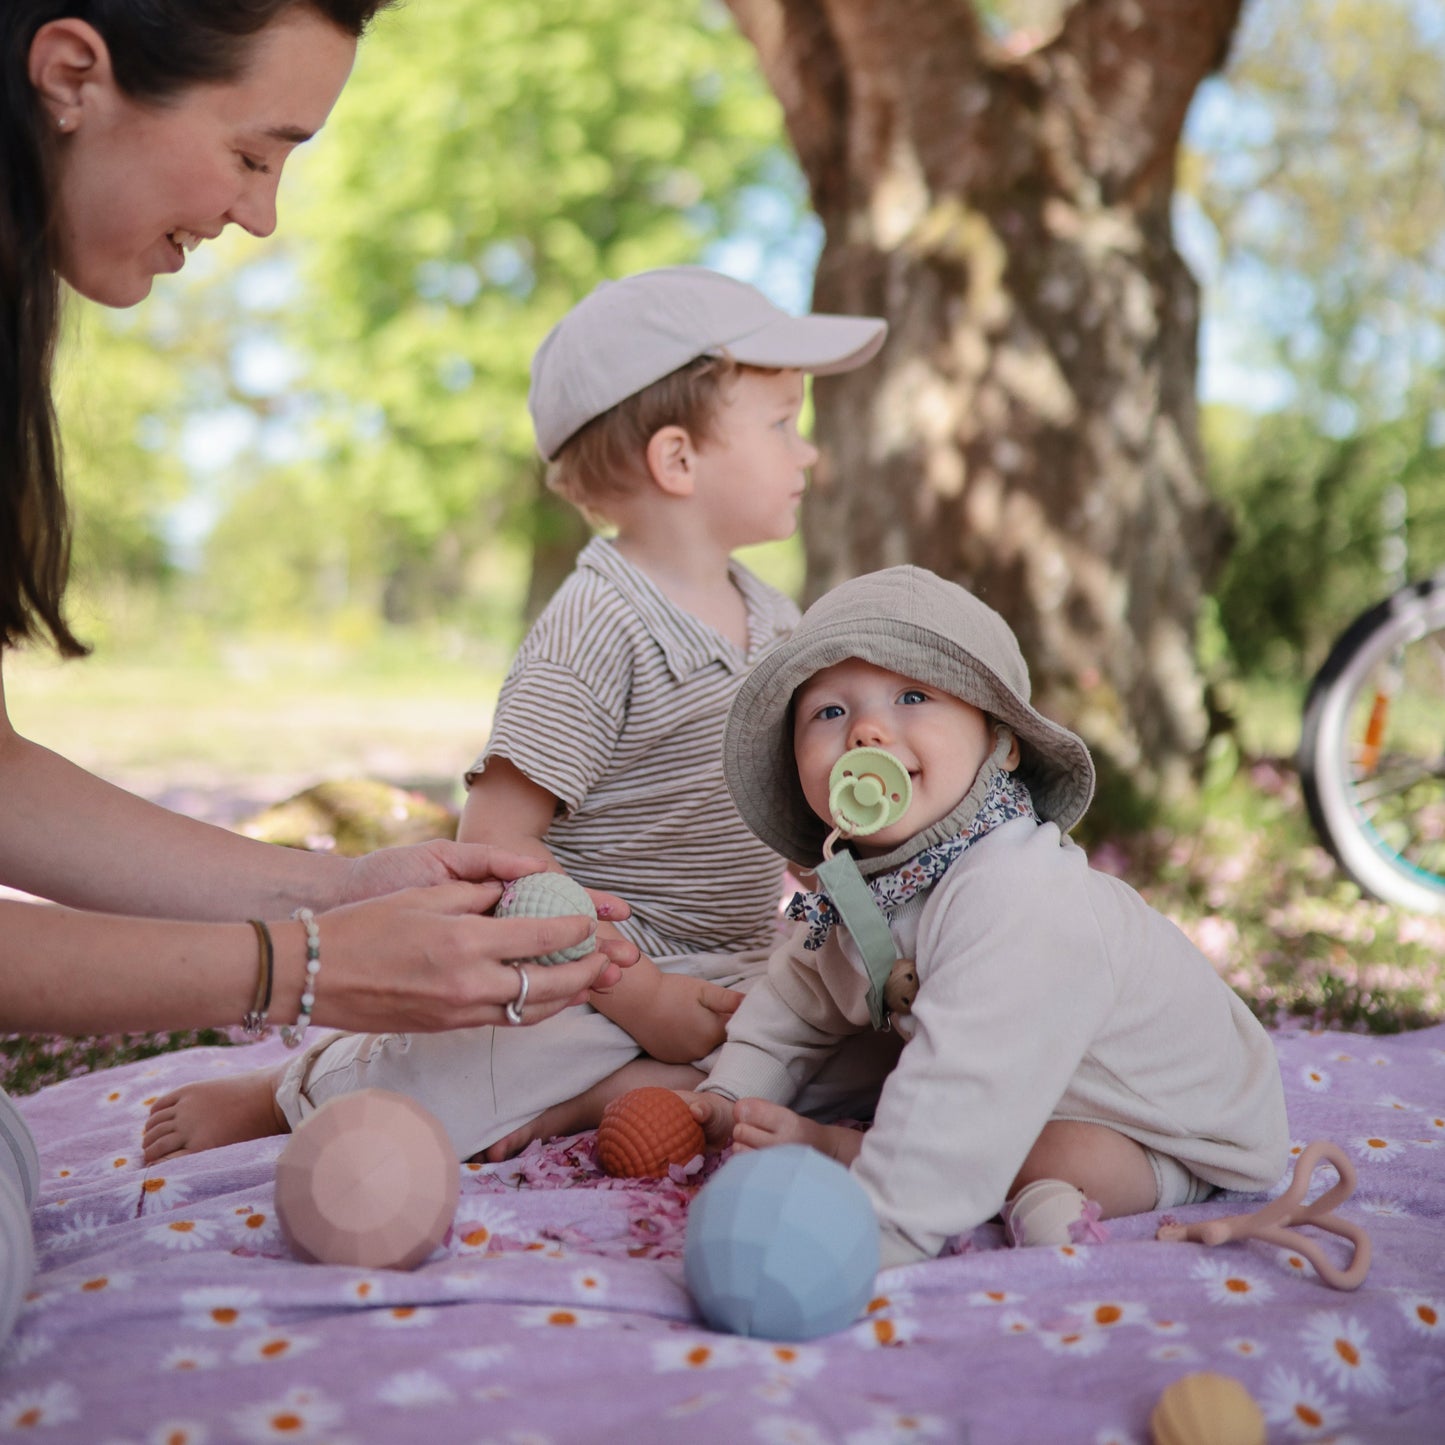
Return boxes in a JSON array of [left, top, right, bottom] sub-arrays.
[[2, 1024, 1443, 1443]]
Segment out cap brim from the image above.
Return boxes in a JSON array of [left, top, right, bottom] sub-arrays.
[[715, 314, 887, 375]]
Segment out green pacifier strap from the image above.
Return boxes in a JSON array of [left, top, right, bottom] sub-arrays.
[[814, 852, 896, 1031]]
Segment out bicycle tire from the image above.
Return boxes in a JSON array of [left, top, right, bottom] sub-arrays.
[[1299, 570, 1445, 911]]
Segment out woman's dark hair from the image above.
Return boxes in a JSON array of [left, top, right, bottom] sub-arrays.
[[0, 1, 394, 655]]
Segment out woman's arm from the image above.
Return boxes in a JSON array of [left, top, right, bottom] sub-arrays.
[[0, 888, 627, 1037], [0, 660, 353, 918], [0, 660, 636, 1036]]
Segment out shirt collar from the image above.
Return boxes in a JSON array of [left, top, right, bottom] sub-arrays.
[[577, 536, 788, 680]]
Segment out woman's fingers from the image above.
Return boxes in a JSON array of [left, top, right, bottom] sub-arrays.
[[502, 951, 618, 1023], [476, 909, 598, 963], [439, 842, 550, 884]]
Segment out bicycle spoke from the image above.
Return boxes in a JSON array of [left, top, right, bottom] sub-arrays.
[[1348, 759, 1443, 805]]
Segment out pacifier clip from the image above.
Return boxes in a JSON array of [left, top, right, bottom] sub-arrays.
[[816, 748, 911, 1031]]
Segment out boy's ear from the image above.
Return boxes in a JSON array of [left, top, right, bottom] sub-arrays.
[[29, 19, 113, 126], [644, 425, 697, 498]]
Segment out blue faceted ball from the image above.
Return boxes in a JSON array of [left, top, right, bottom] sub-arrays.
[[683, 1145, 880, 1341]]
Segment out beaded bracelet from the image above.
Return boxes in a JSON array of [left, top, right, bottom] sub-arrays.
[[242, 919, 275, 1038], [280, 907, 321, 1050]]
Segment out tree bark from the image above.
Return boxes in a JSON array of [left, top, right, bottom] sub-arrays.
[[726, 0, 1241, 798]]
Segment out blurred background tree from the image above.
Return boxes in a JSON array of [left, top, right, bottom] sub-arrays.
[[724, 0, 1241, 806], [43, 0, 1445, 811]]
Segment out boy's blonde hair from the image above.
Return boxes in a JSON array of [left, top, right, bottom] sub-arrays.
[[546, 354, 748, 524]]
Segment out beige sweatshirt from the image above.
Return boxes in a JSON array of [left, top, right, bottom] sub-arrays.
[[701, 817, 1289, 1267]]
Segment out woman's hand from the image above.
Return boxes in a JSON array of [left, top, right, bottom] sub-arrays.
[[299, 880, 638, 1035], [337, 838, 630, 928]]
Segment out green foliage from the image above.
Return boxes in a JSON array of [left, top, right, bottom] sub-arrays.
[[1190, 0, 1445, 430], [50, 306, 191, 638], [1187, 0, 1445, 683], [213, 0, 792, 625], [46, 1, 791, 638], [1204, 404, 1445, 679]]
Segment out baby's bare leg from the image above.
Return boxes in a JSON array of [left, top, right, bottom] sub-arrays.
[[732, 1097, 863, 1167], [476, 1058, 705, 1163], [1009, 1119, 1157, 1217], [142, 1067, 290, 1163]]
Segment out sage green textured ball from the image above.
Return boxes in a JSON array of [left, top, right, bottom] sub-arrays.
[[495, 873, 599, 964]]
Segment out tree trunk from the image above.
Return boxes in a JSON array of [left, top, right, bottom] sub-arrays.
[[522, 473, 594, 626], [725, 0, 1241, 800]]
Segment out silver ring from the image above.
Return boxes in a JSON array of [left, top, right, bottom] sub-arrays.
[[505, 965, 530, 1026]]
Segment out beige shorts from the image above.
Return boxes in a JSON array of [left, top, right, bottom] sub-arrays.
[[273, 944, 904, 1161]]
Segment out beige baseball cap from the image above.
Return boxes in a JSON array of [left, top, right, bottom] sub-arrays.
[[528, 266, 888, 460]]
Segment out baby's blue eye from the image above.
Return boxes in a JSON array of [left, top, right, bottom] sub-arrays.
[[815, 703, 845, 721], [899, 689, 927, 705]]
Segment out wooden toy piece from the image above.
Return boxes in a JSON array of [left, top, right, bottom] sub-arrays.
[[1149, 1371, 1266, 1445], [275, 1090, 459, 1270], [494, 872, 598, 964], [883, 958, 918, 1017], [596, 1087, 705, 1178], [1155, 1140, 1371, 1291], [684, 1145, 879, 1340]]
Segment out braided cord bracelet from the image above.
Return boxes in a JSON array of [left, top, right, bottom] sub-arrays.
[[242, 919, 275, 1037]]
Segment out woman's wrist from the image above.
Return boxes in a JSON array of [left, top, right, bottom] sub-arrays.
[[265, 847, 352, 917]]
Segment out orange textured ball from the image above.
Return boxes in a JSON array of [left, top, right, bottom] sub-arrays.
[[596, 1087, 706, 1178]]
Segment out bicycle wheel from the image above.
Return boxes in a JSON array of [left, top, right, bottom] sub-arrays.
[[1299, 570, 1445, 911]]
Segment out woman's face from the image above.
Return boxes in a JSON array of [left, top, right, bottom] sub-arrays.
[[45, 9, 357, 307]]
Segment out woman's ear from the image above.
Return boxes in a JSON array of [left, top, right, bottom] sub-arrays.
[[28, 18, 113, 131], [644, 424, 697, 499]]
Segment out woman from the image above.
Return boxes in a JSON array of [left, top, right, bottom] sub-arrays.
[[0, 0, 636, 1336]]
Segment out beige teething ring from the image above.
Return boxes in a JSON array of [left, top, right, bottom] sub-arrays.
[[1156, 1141, 1371, 1291]]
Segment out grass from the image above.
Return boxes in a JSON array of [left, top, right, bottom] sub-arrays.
[[6, 628, 512, 821], [4, 634, 1442, 1096]]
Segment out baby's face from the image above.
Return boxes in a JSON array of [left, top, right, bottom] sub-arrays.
[[792, 658, 1003, 856]]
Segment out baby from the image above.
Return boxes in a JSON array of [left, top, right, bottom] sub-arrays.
[[685, 565, 1290, 1269]]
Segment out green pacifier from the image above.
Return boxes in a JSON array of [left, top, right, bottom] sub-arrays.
[[827, 747, 912, 837]]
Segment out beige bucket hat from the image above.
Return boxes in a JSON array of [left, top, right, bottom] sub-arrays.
[[528, 266, 887, 460], [723, 566, 1096, 865]]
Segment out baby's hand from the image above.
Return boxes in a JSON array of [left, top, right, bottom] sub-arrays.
[[680, 1091, 736, 1149], [629, 972, 743, 1064]]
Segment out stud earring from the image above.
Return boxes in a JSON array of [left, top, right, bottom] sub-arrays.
[[57, 114, 72, 132]]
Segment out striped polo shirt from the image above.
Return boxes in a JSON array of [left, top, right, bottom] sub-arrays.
[[469, 538, 800, 960]]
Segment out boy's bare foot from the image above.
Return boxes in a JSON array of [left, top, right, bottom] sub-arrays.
[[474, 1059, 705, 1163], [142, 1067, 290, 1163], [732, 1097, 863, 1167]]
